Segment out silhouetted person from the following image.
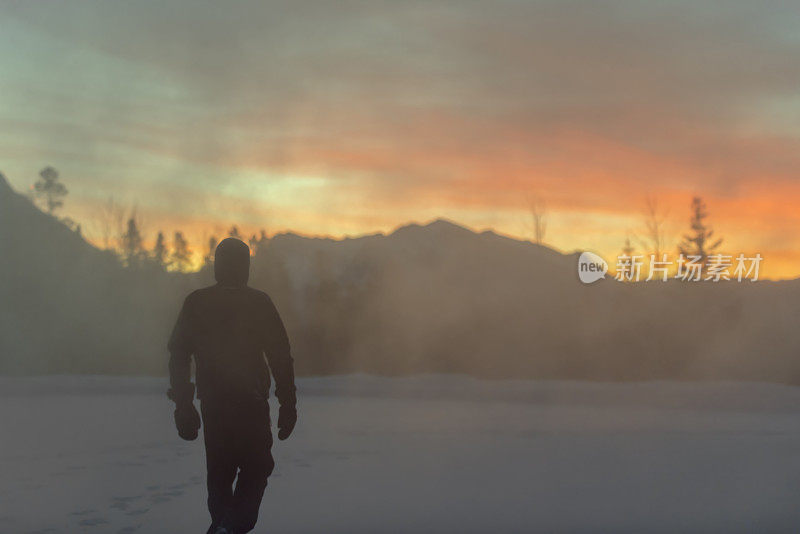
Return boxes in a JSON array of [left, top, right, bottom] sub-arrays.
[[167, 237, 297, 534]]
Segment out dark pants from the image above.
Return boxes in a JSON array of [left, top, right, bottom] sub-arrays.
[[201, 399, 275, 533]]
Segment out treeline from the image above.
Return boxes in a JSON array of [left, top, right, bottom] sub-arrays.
[[26, 165, 271, 272], [32, 165, 733, 281], [5, 167, 800, 384], [3, 166, 361, 376], [116, 219, 269, 272]]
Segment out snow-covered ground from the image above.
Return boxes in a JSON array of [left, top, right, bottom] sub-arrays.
[[2, 375, 800, 533]]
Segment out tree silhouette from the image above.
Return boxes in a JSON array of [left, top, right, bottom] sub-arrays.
[[678, 196, 722, 266], [621, 236, 635, 258], [228, 225, 242, 239], [641, 195, 668, 258], [121, 216, 145, 268], [205, 235, 218, 266], [34, 166, 68, 214], [249, 230, 268, 254], [171, 231, 192, 272], [614, 236, 639, 282], [152, 231, 168, 269], [94, 196, 125, 251], [527, 196, 547, 245]]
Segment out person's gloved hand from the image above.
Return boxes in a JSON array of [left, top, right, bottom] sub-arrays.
[[277, 405, 297, 441], [174, 402, 201, 441]]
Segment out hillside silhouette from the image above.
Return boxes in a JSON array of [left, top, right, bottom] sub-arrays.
[[2, 174, 800, 382]]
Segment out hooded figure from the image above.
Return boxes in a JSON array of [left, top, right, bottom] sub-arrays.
[[168, 237, 297, 534], [214, 237, 250, 287]]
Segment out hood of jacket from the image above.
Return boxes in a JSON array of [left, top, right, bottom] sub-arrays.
[[214, 237, 250, 286]]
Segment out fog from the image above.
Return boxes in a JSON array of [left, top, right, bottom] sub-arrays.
[[2, 174, 799, 384], [4, 3, 800, 532], [2, 152, 800, 534]]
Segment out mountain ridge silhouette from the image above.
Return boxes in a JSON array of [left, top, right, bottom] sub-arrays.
[[3, 176, 800, 383]]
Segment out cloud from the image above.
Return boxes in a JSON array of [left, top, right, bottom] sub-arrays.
[[3, 0, 800, 276]]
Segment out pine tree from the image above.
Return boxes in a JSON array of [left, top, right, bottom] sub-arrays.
[[678, 196, 722, 265], [121, 217, 144, 268], [171, 231, 192, 272], [621, 237, 634, 259], [250, 229, 268, 254], [152, 231, 168, 269], [614, 236, 639, 282], [205, 235, 218, 266], [33, 166, 68, 214]]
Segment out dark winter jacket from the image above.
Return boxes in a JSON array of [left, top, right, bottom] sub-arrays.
[[167, 238, 296, 407]]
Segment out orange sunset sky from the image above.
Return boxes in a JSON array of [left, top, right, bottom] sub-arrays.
[[2, 1, 800, 278]]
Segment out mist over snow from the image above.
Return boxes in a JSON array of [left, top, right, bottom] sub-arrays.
[[2, 174, 800, 383]]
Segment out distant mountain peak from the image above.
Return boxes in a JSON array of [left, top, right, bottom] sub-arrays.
[[391, 218, 475, 238], [424, 218, 470, 231]]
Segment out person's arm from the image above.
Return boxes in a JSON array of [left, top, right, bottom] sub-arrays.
[[263, 295, 297, 440], [167, 296, 195, 404], [166, 296, 201, 440]]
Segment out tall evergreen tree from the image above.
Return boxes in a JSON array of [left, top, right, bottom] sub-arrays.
[[205, 235, 218, 266], [33, 166, 68, 214], [678, 196, 722, 265], [621, 237, 635, 259], [171, 231, 192, 272], [152, 231, 168, 269], [121, 217, 145, 268]]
